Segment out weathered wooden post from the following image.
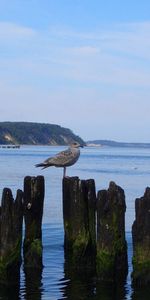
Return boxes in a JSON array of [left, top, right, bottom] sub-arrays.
[[96, 181, 128, 282], [63, 177, 96, 271], [132, 187, 150, 286], [0, 188, 23, 284], [23, 176, 44, 269]]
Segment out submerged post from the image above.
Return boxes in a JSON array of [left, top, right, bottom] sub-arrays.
[[23, 176, 45, 269], [63, 177, 96, 271], [132, 187, 150, 286], [0, 188, 23, 284], [96, 181, 128, 282]]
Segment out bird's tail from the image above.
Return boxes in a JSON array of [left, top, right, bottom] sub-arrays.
[[35, 163, 48, 169]]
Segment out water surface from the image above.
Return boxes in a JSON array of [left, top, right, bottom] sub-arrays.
[[0, 145, 150, 299]]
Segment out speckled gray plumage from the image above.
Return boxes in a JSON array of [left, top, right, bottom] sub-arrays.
[[35, 143, 81, 176]]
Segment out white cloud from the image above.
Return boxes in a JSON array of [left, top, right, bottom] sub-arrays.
[[0, 21, 35, 40], [1, 20, 150, 87], [48, 21, 150, 60], [40, 21, 150, 87], [67, 46, 99, 56]]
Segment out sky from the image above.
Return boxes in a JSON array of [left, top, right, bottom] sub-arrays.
[[0, 0, 150, 142]]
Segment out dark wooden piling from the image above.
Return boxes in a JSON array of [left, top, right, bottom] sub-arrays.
[[0, 188, 23, 284], [96, 181, 128, 282], [23, 176, 44, 269], [132, 187, 150, 286], [63, 177, 96, 270]]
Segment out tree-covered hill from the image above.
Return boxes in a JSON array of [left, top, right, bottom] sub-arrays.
[[0, 122, 85, 145]]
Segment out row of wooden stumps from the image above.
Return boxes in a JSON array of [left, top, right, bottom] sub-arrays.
[[0, 176, 44, 285], [63, 177, 150, 287], [0, 175, 150, 287], [63, 177, 128, 282]]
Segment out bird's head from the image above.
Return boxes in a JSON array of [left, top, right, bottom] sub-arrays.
[[70, 142, 84, 148]]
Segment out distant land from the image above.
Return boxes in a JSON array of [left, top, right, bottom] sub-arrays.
[[87, 140, 150, 148], [0, 122, 85, 145], [1, 122, 149, 148]]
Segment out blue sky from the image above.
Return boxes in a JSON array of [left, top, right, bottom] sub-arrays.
[[0, 0, 150, 142]]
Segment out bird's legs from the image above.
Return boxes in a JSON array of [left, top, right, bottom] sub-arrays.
[[63, 166, 66, 177]]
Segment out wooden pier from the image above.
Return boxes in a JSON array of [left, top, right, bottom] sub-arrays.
[[23, 176, 45, 269], [96, 182, 128, 282], [132, 187, 150, 286], [0, 188, 23, 284], [63, 177, 96, 272], [0, 175, 150, 287]]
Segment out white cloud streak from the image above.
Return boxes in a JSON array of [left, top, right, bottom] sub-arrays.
[[0, 20, 150, 86], [0, 21, 35, 39]]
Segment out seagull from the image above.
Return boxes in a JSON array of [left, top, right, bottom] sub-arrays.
[[35, 142, 83, 177]]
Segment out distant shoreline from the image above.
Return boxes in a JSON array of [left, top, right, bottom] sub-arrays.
[[86, 140, 150, 149], [1, 141, 150, 149]]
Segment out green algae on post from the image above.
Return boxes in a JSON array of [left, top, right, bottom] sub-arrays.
[[0, 188, 23, 284], [96, 181, 128, 282], [132, 187, 150, 286], [23, 176, 45, 269], [63, 177, 96, 271]]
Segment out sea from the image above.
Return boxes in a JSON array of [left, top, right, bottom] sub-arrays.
[[0, 145, 150, 300]]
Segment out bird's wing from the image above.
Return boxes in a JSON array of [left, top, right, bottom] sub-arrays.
[[39, 146, 80, 168], [42, 148, 71, 166], [50, 148, 74, 166]]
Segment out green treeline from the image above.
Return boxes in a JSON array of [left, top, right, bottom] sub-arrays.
[[0, 122, 85, 145]]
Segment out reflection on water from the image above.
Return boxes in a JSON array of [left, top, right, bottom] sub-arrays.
[[0, 284, 20, 300], [23, 267, 43, 300], [131, 286, 150, 300], [62, 260, 127, 300], [0, 224, 150, 300]]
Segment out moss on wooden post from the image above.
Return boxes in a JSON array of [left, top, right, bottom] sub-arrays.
[[63, 177, 96, 271], [132, 187, 150, 286], [96, 181, 128, 282], [0, 188, 23, 284], [23, 176, 44, 269]]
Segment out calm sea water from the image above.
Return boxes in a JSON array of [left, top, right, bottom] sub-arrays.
[[0, 145, 150, 300]]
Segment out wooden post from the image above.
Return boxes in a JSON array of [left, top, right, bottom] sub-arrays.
[[23, 176, 44, 269], [63, 177, 96, 271], [96, 181, 128, 282], [132, 187, 150, 286], [0, 188, 23, 284]]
